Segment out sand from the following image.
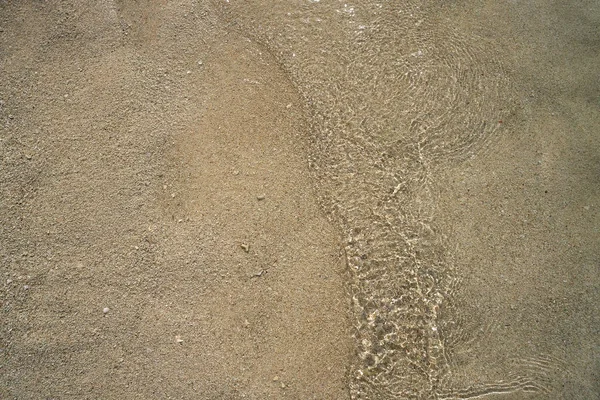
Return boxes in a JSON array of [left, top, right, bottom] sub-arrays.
[[1, 1, 598, 399], [1, 1, 350, 398]]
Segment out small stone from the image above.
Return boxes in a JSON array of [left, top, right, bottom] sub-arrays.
[[240, 243, 250, 253], [273, 376, 279, 382], [23, 285, 30, 290], [251, 270, 266, 278], [280, 382, 286, 389], [6, 279, 12, 284], [197, 60, 203, 66], [103, 307, 110, 315], [176, 335, 184, 344], [257, 194, 265, 200], [186, 70, 191, 74]]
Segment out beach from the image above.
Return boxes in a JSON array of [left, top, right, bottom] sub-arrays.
[[1, 1, 598, 398]]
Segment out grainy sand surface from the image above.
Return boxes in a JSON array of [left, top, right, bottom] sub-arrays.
[[1, 2, 350, 398], [1, 1, 598, 399]]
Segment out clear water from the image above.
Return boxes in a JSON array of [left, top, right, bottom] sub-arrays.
[[211, 0, 600, 398]]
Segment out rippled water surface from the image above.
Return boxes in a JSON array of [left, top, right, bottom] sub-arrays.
[[211, 1, 599, 398]]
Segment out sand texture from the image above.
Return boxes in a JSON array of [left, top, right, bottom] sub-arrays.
[[1, 1, 598, 399]]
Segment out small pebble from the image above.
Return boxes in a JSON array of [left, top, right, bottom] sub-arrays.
[[23, 285, 30, 290], [103, 307, 110, 315], [241, 243, 250, 253], [176, 335, 184, 344], [257, 194, 265, 200]]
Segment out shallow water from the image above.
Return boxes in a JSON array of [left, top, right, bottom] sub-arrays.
[[211, 0, 600, 398]]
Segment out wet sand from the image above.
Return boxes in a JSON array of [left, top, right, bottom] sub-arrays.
[[2, 1, 599, 399], [1, 2, 350, 398]]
